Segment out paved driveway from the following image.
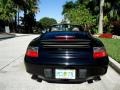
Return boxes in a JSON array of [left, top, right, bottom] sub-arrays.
[[0, 35, 120, 90]]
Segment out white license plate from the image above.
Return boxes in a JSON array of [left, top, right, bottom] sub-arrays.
[[55, 69, 76, 79]]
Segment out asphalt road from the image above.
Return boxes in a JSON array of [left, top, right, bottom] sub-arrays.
[[0, 35, 120, 90]]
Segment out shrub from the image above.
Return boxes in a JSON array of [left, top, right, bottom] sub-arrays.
[[99, 33, 113, 38]]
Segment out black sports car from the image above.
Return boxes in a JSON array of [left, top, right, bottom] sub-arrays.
[[24, 24, 109, 83]]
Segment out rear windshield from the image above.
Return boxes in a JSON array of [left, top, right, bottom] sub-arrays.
[[49, 24, 84, 32]]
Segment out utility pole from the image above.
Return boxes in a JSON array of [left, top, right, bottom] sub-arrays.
[[98, 0, 104, 34]]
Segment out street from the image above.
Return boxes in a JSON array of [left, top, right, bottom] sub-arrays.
[[0, 35, 120, 90]]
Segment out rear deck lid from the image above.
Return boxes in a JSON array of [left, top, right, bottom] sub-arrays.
[[38, 31, 94, 65]]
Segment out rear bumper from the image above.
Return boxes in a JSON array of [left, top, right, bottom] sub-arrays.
[[25, 62, 108, 82]]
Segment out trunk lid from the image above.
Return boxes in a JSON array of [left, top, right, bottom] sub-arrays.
[[39, 32, 94, 65]]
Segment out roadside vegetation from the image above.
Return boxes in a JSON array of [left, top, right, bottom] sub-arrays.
[[0, 0, 40, 33], [0, 0, 120, 35], [39, 17, 57, 29], [100, 38, 120, 63], [62, 0, 120, 35]]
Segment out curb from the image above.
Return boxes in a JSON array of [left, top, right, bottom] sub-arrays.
[[0, 33, 40, 40], [109, 57, 120, 74], [0, 34, 16, 39]]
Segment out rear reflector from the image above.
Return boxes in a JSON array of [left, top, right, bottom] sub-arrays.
[[93, 47, 107, 59], [26, 47, 39, 57]]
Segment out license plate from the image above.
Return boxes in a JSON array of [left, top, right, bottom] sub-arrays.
[[55, 69, 76, 79]]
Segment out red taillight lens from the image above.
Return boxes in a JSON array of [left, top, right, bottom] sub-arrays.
[[26, 47, 39, 57], [93, 47, 107, 59]]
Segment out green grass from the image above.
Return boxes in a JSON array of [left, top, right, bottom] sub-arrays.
[[99, 38, 120, 63]]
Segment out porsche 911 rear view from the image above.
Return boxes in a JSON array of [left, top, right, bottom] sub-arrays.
[[24, 24, 109, 84]]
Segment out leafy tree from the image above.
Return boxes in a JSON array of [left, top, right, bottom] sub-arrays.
[[39, 17, 57, 29], [62, 1, 96, 31], [63, 0, 120, 34], [62, 1, 74, 15]]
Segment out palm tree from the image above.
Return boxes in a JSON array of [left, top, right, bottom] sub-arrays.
[[104, 0, 120, 21], [24, 0, 40, 33], [98, 0, 104, 34], [14, 0, 40, 33], [83, 0, 120, 34], [0, 0, 17, 33], [28, 0, 39, 13], [0, 0, 17, 22]]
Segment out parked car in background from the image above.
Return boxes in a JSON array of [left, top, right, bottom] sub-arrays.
[[24, 24, 109, 83]]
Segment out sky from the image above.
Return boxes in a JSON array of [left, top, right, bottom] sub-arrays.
[[35, 0, 76, 22]]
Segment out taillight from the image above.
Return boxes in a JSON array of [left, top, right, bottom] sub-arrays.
[[26, 47, 39, 57], [93, 47, 107, 59]]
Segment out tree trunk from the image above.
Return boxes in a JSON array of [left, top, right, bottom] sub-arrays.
[[15, 14, 17, 32], [17, 7, 20, 33], [24, 7, 27, 33], [98, 0, 104, 34]]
